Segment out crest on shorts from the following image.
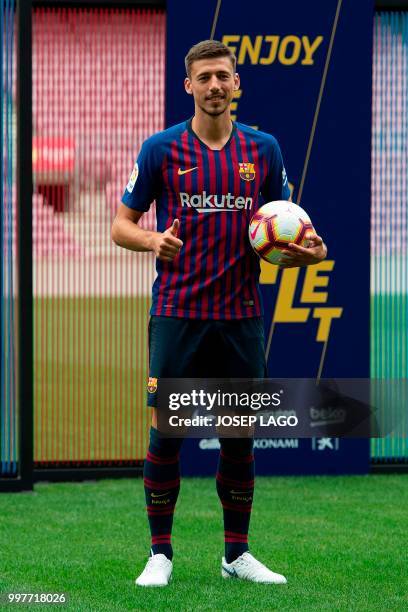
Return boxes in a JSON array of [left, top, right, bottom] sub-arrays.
[[239, 162, 255, 181], [147, 377, 158, 394]]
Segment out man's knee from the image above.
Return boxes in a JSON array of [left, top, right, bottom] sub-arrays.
[[151, 407, 158, 428]]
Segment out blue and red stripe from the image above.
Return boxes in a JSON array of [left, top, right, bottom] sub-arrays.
[[138, 120, 288, 320], [146, 450, 180, 465], [224, 530, 249, 543]]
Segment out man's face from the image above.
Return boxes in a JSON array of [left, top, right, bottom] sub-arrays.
[[184, 57, 239, 117]]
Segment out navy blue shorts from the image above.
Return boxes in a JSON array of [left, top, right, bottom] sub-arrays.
[[147, 316, 267, 407]]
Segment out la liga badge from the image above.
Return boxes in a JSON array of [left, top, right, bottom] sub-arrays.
[[126, 162, 139, 193]]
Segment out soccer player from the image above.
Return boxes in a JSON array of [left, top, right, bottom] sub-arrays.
[[112, 40, 327, 587]]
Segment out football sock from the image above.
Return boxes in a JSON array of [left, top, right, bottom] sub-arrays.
[[143, 427, 183, 560], [216, 437, 255, 563]]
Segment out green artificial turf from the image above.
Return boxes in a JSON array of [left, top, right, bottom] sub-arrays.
[[1, 475, 407, 611]]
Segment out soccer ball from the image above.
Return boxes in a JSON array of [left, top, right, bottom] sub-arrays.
[[249, 200, 314, 265]]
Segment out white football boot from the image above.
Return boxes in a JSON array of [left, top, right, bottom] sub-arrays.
[[221, 552, 287, 584], [135, 553, 173, 587]]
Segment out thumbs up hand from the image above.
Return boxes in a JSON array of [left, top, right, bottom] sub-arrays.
[[151, 219, 183, 261], [169, 218, 180, 237]]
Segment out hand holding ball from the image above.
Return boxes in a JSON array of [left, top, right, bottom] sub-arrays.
[[249, 201, 315, 265]]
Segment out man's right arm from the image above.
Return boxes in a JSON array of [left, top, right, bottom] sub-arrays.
[[111, 204, 156, 252], [111, 204, 183, 261]]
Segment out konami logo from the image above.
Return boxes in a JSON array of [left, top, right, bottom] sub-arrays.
[[179, 191, 253, 213]]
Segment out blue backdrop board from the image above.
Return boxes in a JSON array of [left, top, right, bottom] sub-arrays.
[[166, 0, 373, 475], [180, 438, 370, 477]]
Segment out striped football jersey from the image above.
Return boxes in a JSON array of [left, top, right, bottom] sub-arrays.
[[122, 118, 290, 319]]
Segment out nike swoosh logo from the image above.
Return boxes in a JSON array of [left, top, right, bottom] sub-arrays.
[[178, 167, 198, 175], [250, 225, 260, 241], [151, 492, 170, 498], [222, 565, 237, 577]]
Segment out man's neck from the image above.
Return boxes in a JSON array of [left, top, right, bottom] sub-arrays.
[[191, 111, 233, 150]]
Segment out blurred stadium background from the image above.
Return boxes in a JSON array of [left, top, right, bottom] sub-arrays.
[[1, 0, 407, 490]]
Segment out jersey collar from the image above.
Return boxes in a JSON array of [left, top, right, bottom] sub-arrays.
[[186, 117, 236, 151]]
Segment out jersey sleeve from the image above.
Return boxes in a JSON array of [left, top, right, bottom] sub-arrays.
[[121, 137, 163, 211], [261, 139, 291, 202]]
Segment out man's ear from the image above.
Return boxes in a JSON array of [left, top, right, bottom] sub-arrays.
[[184, 77, 193, 95], [234, 72, 240, 90]]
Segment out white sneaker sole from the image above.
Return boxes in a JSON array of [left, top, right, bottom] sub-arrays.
[[222, 566, 287, 584], [135, 573, 172, 587], [222, 567, 236, 579]]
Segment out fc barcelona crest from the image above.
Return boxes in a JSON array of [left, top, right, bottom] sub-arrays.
[[239, 162, 256, 181], [147, 377, 158, 394]]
